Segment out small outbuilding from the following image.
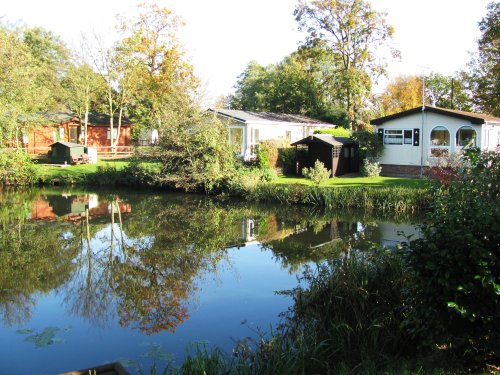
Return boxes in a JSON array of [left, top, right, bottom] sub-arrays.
[[291, 134, 359, 177], [49, 141, 85, 165]]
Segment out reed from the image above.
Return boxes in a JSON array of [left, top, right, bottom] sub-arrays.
[[246, 183, 432, 213]]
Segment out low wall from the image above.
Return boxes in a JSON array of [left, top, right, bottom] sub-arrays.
[[380, 164, 431, 177]]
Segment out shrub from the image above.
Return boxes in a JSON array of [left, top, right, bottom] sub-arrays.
[[302, 160, 330, 186], [405, 150, 499, 363], [278, 147, 297, 175], [257, 139, 282, 170], [352, 130, 384, 159], [361, 159, 382, 177], [0, 149, 39, 186]]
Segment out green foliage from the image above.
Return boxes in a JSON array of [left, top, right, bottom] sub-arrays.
[[360, 159, 382, 177], [302, 160, 331, 186], [352, 130, 384, 159], [463, 2, 500, 116], [256, 139, 281, 170], [157, 111, 237, 193], [247, 183, 431, 214], [0, 149, 39, 185], [229, 49, 350, 126], [314, 127, 352, 137], [294, 0, 396, 128], [278, 147, 299, 175], [405, 151, 499, 361], [425, 72, 472, 111]]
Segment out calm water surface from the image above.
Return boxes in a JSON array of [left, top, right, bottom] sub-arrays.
[[0, 188, 421, 374]]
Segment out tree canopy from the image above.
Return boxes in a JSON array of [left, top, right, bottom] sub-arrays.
[[463, 2, 500, 116]]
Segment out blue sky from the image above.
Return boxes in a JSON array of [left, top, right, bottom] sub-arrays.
[[1, 0, 492, 102]]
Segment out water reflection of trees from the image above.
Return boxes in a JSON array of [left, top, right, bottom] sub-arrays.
[[0, 189, 422, 334], [0, 190, 80, 325]]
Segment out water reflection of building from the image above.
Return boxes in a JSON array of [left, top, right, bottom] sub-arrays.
[[29, 193, 131, 222], [378, 222, 422, 249]]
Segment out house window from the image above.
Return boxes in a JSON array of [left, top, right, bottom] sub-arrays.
[[404, 130, 413, 144], [229, 127, 244, 155], [59, 128, 65, 141], [285, 130, 292, 142], [250, 128, 260, 155], [430, 126, 450, 157], [384, 130, 403, 144], [456, 126, 476, 148], [107, 127, 119, 140], [384, 129, 413, 145]]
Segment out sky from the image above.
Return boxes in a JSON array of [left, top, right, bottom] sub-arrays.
[[1, 0, 492, 103]]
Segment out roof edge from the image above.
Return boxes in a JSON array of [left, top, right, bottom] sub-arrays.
[[370, 106, 491, 125]]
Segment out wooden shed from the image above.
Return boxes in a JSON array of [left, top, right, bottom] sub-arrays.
[[291, 134, 359, 177], [49, 141, 85, 165]]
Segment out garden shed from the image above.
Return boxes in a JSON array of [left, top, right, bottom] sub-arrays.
[[291, 134, 359, 177], [49, 141, 85, 165]]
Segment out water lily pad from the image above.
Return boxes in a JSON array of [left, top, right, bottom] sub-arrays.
[[25, 327, 61, 348], [16, 328, 34, 335]]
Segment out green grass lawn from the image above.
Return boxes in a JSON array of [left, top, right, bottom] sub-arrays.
[[37, 160, 129, 181], [274, 175, 434, 189]]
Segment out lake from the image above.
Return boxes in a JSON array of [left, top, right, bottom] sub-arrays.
[[0, 188, 422, 374]]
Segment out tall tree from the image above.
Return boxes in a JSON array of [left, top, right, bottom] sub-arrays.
[[63, 63, 105, 146], [230, 48, 349, 126], [294, 0, 395, 129], [23, 27, 71, 111], [379, 75, 422, 115], [425, 72, 472, 111], [117, 3, 199, 133], [463, 2, 499, 116], [0, 26, 47, 147]]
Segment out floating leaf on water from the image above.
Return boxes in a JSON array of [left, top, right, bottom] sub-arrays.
[[62, 325, 72, 332], [16, 328, 34, 335], [25, 327, 61, 348]]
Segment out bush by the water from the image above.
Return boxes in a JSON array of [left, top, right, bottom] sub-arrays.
[[405, 150, 499, 363], [302, 160, 331, 186], [0, 149, 39, 185]]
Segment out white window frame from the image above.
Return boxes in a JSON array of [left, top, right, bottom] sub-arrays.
[[430, 125, 451, 157], [384, 129, 413, 145], [228, 126, 244, 156], [455, 126, 477, 148]]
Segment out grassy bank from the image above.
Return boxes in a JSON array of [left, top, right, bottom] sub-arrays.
[[274, 175, 433, 189], [36, 162, 434, 213], [245, 183, 433, 213]]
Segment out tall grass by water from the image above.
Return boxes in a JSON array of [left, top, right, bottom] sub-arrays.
[[246, 183, 432, 213]]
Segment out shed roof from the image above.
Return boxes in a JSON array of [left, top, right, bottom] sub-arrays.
[[50, 141, 84, 148], [43, 112, 132, 126], [291, 134, 354, 147], [208, 108, 334, 126], [370, 106, 500, 125]]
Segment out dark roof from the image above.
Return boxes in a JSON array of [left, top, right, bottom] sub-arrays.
[[291, 134, 354, 147], [50, 141, 84, 148], [208, 108, 333, 125], [370, 106, 500, 125], [43, 112, 132, 126]]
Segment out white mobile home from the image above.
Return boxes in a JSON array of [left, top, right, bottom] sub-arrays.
[[370, 106, 500, 176], [209, 109, 336, 160]]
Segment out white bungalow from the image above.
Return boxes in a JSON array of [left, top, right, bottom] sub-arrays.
[[370, 106, 500, 176], [208, 109, 336, 160]]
